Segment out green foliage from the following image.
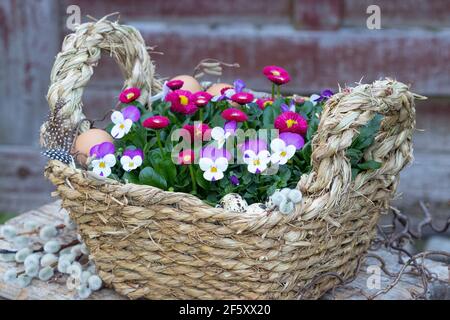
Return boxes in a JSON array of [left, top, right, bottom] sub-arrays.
[[347, 114, 383, 179], [105, 91, 384, 205]]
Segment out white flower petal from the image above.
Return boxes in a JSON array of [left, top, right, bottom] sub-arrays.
[[286, 145, 296, 159], [111, 124, 125, 139], [214, 157, 228, 172], [123, 119, 133, 131], [101, 166, 112, 177], [199, 157, 214, 171], [211, 95, 221, 102], [211, 127, 225, 141], [203, 170, 215, 181], [91, 160, 101, 167], [243, 150, 256, 164], [270, 152, 281, 163], [120, 156, 131, 167], [212, 170, 224, 181], [270, 138, 286, 152], [247, 163, 258, 174], [103, 154, 116, 167], [257, 150, 271, 163], [224, 89, 235, 98], [310, 94, 320, 106], [111, 111, 124, 124], [132, 156, 143, 168]]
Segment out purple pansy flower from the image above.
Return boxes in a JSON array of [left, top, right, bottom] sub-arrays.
[[121, 105, 141, 122], [90, 142, 115, 158], [279, 132, 305, 150], [201, 145, 232, 161], [230, 175, 240, 186], [239, 139, 268, 155], [89, 142, 116, 177], [120, 148, 144, 172], [281, 100, 296, 113]]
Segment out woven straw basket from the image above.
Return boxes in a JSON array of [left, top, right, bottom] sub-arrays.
[[41, 16, 421, 299]]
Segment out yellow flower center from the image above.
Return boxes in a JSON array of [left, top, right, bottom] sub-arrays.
[[211, 166, 218, 173], [129, 162, 134, 167], [253, 159, 261, 166], [179, 95, 189, 106], [119, 124, 125, 129], [271, 70, 281, 76], [126, 93, 135, 100], [263, 101, 273, 108], [183, 155, 191, 162], [286, 119, 297, 128], [99, 162, 106, 168], [280, 151, 287, 157]]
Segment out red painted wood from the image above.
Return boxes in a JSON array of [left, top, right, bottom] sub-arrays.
[[292, 0, 343, 30], [343, 0, 450, 28]]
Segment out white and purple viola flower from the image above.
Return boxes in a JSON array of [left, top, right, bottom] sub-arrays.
[[111, 106, 141, 139], [243, 149, 271, 174], [211, 79, 246, 102], [120, 148, 144, 172], [89, 142, 116, 178], [270, 138, 296, 165], [211, 121, 237, 149]]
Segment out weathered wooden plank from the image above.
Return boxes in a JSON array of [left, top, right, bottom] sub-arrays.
[[0, 145, 54, 213], [292, 0, 343, 30], [59, 0, 291, 24], [0, 201, 448, 300], [0, 0, 60, 146], [343, 0, 450, 29]]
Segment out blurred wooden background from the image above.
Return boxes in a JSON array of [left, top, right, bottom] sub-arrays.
[[0, 0, 449, 221]]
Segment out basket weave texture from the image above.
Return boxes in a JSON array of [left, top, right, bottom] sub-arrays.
[[41, 17, 419, 299]]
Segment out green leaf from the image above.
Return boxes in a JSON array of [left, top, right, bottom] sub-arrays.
[[262, 106, 277, 128], [138, 167, 167, 190], [352, 114, 383, 150], [357, 160, 382, 170], [195, 169, 209, 190], [122, 171, 139, 184]]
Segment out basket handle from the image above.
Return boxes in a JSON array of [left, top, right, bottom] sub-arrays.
[[298, 79, 424, 219], [42, 15, 162, 139]]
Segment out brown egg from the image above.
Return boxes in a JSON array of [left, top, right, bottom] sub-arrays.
[[206, 83, 233, 96], [170, 75, 202, 93], [72, 129, 113, 165], [206, 83, 240, 107]]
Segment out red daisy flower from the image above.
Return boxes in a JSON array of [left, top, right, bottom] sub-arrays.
[[177, 150, 195, 165], [192, 91, 213, 107], [256, 98, 274, 110], [119, 87, 141, 103], [263, 66, 291, 85], [231, 92, 254, 105], [221, 108, 248, 122], [165, 90, 198, 115], [274, 111, 308, 135], [143, 115, 170, 129], [166, 79, 184, 90], [183, 123, 211, 141]]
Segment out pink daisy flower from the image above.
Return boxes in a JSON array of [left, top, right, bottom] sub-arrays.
[[119, 87, 141, 103], [183, 123, 211, 141], [263, 66, 291, 85], [165, 90, 198, 115], [221, 108, 248, 122], [143, 115, 170, 129], [178, 150, 195, 165], [192, 91, 213, 107], [274, 111, 308, 135], [166, 79, 184, 90], [256, 98, 274, 110], [231, 92, 254, 105]]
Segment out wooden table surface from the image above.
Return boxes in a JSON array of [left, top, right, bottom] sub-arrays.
[[0, 201, 448, 300]]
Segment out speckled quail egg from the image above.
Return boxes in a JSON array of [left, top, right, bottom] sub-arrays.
[[246, 203, 267, 215], [219, 193, 248, 213]]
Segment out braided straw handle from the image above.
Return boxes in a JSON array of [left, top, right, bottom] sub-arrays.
[[296, 79, 424, 221], [41, 15, 162, 140]]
